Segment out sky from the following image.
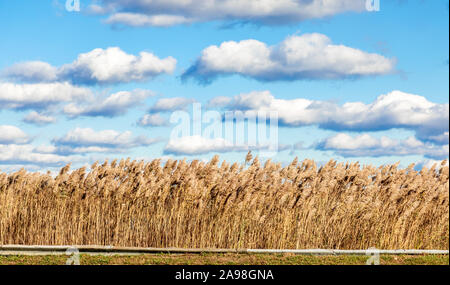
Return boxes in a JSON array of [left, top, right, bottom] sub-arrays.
[[0, 0, 448, 173]]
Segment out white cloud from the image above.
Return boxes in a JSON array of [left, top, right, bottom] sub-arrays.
[[0, 82, 91, 111], [0, 127, 78, 168], [322, 133, 387, 150], [63, 89, 154, 118], [317, 133, 449, 160], [164, 136, 241, 155], [0, 144, 76, 166], [106, 13, 193, 27], [164, 135, 275, 155], [426, 132, 449, 145], [138, 113, 168, 127], [23, 111, 57, 126], [53, 127, 159, 154], [2, 61, 58, 82], [86, 3, 111, 15], [58, 47, 176, 85], [214, 90, 449, 142], [183, 33, 395, 83], [34, 145, 58, 154], [92, 0, 367, 27], [0, 125, 30, 144], [3, 47, 177, 85], [149, 97, 195, 113], [207, 96, 233, 108]]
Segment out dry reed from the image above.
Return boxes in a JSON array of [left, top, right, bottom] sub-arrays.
[[0, 154, 448, 249]]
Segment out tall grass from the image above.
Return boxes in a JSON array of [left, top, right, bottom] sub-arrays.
[[0, 154, 448, 249]]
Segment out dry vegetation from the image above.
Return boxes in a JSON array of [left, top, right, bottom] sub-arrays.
[[0, 153, 448, 249]]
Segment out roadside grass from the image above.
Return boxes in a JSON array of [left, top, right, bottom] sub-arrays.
[[0, 254, 448, 265]]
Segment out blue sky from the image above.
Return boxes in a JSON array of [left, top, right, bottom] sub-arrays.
[[0, 0, 448, 172]]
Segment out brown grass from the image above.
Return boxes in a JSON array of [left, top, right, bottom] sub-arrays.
[[0, 154, 448, 249]]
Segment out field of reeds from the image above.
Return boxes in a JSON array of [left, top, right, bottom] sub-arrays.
[[0, 154, 448, 250]]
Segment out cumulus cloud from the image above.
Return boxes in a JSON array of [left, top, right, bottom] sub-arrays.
[[2, 61, 58, 83], [106, 13, 193, 27], [23, 111, 57, 126], [164, 135, 277, 155], [58, 47, 176, 85], [3, 47, 176, 85], [0, 82, 154, 118], [91, 0, 367, 27], [63, 89, 154, 118], [165, 136, 236, 155], [0, 125, 31, 144], [0, 144, 77, 167], [213, 90, 449, 142], [164, 136, 244, 155], [317, 133, 449, 160], [53, 127, 159, 154], [0, 127, 75, 168], [183, 33, 395, 83], [148, 97, 195, 113], [86, 3, 112, 15], [207, 96, 233, 108], [421, 131, 449, 145], [0, 82, 91, 111], [138, 113, 168, 127]]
